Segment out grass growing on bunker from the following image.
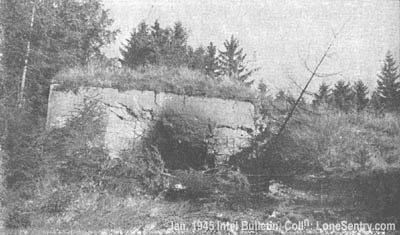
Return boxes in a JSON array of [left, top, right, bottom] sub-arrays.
[[53, 64, 257, 102]]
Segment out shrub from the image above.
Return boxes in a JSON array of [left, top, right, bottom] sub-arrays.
[[2, 109, 45, 228], [4, 205, 31, 229], [101, 145, 166, 196], [5, 98, 111, 223], [36, 183, 76, 214], [42, 96, 166, 197], [230, 128, 321, 192], [302, 112, 400, 174], [248, 110, 400, 179], [43, 97, 108, 187], [4, 189, 37, 229], [3, 110, 44, 195], [148, 101, 215, 170]]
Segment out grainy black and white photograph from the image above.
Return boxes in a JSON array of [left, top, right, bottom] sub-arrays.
[[0, 0, 399, 234]]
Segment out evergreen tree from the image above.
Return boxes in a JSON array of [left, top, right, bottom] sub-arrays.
[[274, 90, 294, 112], [352, 80, 369, 112], [150, 20, 164, 44], [0, 0, 117, 208], [187, 46, 206, 71], [332, 80, 354, 112], [1, 0, 117, 113], [121, 20, 191, 68], [370, 90, 383, 114], [159, 21, 188, 67], [218, 35, 254, 84], [376, 51, 400, 112], [169, 21, 188, 66], [204, 42, 219, 77], [149, 20, 170, 65], [120, 22, 155, 68], [312, 83, 331, 106]]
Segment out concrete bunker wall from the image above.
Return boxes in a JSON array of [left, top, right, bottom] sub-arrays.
[[46, 85, 256, 163]]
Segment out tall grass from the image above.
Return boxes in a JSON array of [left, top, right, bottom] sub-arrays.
[[289, 110, 400, 176], [53, 64, 257, 102]]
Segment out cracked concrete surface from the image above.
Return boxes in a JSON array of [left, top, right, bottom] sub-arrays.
[[47, 85, 256, 160]]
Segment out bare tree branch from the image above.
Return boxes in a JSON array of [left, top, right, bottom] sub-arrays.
[[303, 60, 343, 78], [267, 20, 349, 143], [286, 75, 314, 96]]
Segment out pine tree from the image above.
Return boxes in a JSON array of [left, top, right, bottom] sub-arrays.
[[204, 42, 219, 77], [171, 22, 187, 54], [150, 20, 169, 65], [0, 0, 117, 201], [332, 80, 354, 112], [120, 22, 155, 68], [150, 20, 163, 44], [370, 90, 383, 114], [376, 51, 400, 112], [353, 80, 369, 112], [187, 46, 206, 71], [218, 35, 254, 84], [274, 90, 294, 112], [121, 20, 191, 68], [1, 0, 117, 113], [163, 21, 189, 67], [312, 83, 331, 106]]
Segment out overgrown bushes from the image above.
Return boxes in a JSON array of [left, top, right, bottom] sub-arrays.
[[251, 104, 400, 177], [43, 97, 108, 187], [3, 93, 259, 229], [265, 110, 400, 222], [3, 97, 166, 228], [2, 109, 46, 228], [102, 145, 165, 196], [144, 99, 252, 203], [7, 79, 400, 229], [298, 112, 400, 174], [42, 97, 167, 196], [148, 101, 215, 170], [230, 116, 321, 191], [3, 110, 44, 195]]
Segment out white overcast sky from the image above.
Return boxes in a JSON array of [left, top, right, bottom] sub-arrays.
[[102, 0, 400, 94]]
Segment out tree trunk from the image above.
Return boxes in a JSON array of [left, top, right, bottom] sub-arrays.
[[18, 1, 36, 108]]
